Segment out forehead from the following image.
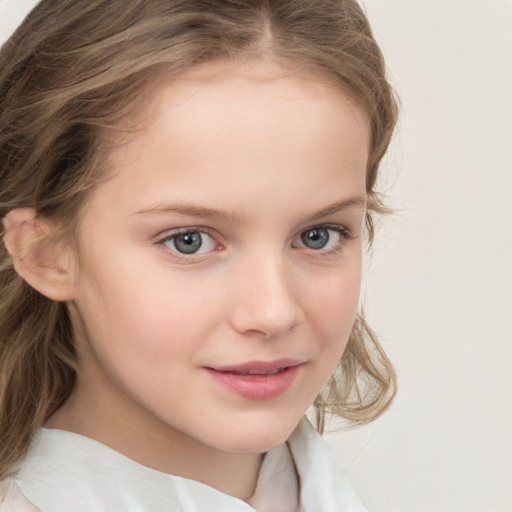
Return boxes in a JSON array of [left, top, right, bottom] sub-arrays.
[[112, 58, 369, 158], [86, 60, 369, 223]]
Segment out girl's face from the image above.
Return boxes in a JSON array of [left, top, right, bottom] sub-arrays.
[[67, 61, 369, 457]]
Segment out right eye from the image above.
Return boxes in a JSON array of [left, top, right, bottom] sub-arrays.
[[160, 230, 217, 255]]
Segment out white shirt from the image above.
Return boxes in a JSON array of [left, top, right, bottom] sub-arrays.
[[0, 418, 366, 512]]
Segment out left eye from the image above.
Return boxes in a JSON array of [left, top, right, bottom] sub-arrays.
[[293, 226, 344, 251], [162, 231, 217, 255]]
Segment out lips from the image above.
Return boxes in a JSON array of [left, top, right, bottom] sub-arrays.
[[204, 359, 303, 400]]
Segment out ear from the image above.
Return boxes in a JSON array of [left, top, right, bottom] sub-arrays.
[[2, 208, 76, 301]]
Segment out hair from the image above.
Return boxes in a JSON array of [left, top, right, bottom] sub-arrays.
[[0, 0, 398, 480]]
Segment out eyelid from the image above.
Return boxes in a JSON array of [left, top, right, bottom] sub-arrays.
[[295, 223, 353, 241], [155, 225, 216, 239], [292, 223, 355, 256]]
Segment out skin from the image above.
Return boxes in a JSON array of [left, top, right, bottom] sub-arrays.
[[47, 60, 370, 500]]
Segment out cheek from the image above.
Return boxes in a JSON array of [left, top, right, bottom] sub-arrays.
[[291, 261, 362, 405], [304, 260, 362, 343], [73, 255, 222, 361]]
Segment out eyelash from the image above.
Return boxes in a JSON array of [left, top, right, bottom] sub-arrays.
[[154, 226, 220, 260], [154, 224, 354, 262], [292, 224, 354, 258]]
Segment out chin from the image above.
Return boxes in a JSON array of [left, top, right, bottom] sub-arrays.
[[211, 413, 303, 454]]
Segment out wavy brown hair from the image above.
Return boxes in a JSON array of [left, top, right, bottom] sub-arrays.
[[0, 0, 398, 480]]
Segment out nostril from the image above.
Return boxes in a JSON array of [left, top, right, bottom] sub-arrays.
[[230, 301, 303, 340]]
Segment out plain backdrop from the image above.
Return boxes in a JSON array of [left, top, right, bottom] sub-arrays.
[[1, 1, 511, 511]]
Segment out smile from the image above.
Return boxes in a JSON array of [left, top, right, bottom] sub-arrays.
[[204, 359, 304, 400]]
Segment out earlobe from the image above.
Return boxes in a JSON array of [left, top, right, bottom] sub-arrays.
[[2, 208, 76, 301]]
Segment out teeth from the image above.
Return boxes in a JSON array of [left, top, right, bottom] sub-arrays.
[[234, 368, 284, 376]]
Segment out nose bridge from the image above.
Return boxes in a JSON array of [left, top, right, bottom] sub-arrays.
[[230, 248, 302, 338]]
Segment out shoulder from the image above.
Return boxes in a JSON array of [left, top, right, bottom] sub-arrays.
[[0, 479, 41, 512]]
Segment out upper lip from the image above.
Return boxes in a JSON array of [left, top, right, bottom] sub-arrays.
[[205, 358, 304, 375]]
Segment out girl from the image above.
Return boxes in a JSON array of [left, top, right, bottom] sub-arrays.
[[0, 1, 398, 510]]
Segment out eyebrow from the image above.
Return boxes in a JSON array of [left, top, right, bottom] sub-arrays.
[[133, 202, 244, 223], [306, 195, 367, 221], [133, 195, 367, 223]]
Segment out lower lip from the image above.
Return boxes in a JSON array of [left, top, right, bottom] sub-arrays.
[[204, 365, 301, 400]]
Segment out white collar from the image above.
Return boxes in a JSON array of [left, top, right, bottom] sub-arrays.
[[288, 419, 366, 511], [12, 418, 365, 512]]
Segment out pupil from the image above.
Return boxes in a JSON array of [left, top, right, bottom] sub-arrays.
[[174, 232, 202, 254], [301, 228, 329, 249]]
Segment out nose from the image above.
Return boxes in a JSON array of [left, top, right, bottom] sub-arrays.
[[229, 254, 303, 339]]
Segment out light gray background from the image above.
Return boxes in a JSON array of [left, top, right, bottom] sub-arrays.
[[1, 0, 511, 511]]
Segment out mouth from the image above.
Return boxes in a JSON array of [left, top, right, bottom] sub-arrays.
[[203, 359, 304, 400], [208, 359, 303, 375], [226, 367, 287, 376]]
